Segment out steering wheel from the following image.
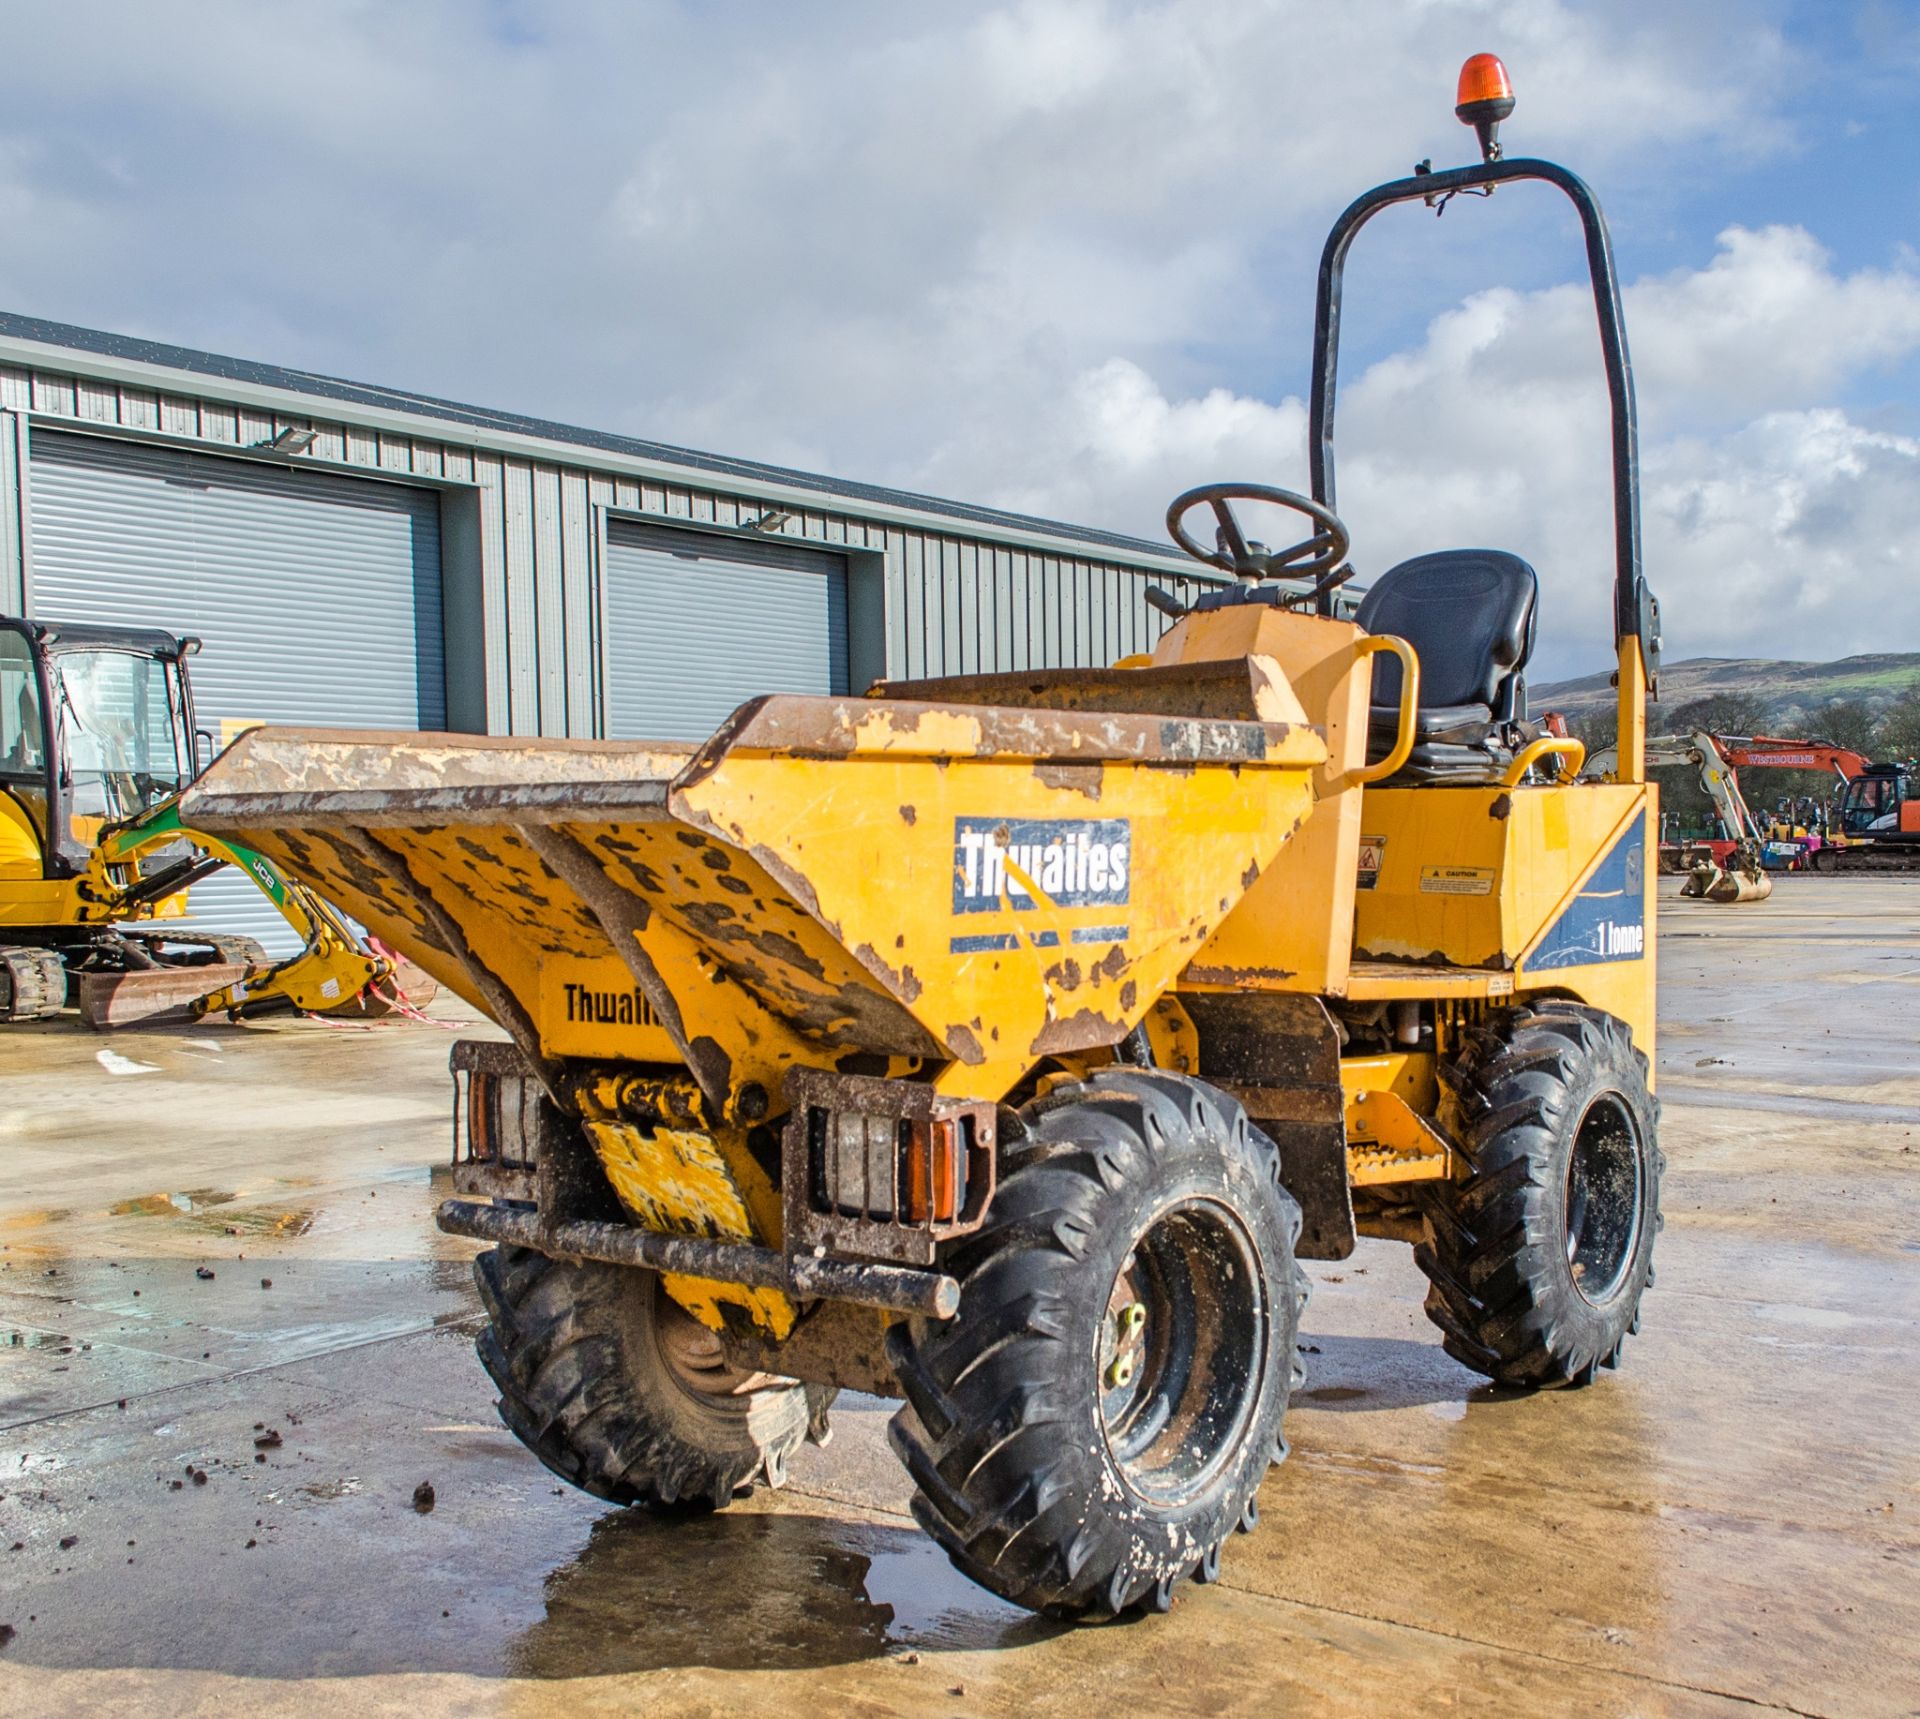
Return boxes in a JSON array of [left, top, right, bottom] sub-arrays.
[[1165, 483, 1354, 600]]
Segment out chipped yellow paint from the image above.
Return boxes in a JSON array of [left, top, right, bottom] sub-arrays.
[[673, 714, 1325, 1107], [849, 705, 987, 755], [584, 1119, 795, 1336]]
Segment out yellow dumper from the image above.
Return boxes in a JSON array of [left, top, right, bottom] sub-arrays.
[[183, 62, 1665, 1618]]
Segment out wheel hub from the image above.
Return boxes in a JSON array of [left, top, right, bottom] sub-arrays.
[[653, 1284, 778, 1399], [1564, 1092, 1645, 1305], [1098, 1199, 1266, 1504]]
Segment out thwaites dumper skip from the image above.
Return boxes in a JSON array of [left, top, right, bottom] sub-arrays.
[[184, 63, 1666, 1619]]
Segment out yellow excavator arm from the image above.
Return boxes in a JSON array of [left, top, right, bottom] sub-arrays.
[[87, 795, 393, 1019]]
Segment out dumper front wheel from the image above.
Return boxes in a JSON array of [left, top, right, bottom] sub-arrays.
[[1417, 1003, 1661, 1387], [475, 1246, 815, 1510], [887, 1070, 1305, 1617]]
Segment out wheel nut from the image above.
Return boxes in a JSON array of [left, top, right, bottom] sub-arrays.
[[1119, 1302, 1146, 1338], [1106, 1355, 1137, 1390]]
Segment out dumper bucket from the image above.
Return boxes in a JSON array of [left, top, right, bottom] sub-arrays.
[[180, 662, 1326, 1111]]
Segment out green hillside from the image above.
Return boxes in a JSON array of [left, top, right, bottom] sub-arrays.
[[1534, 653, 1920, 832], [1535, 654, 1920, 733]]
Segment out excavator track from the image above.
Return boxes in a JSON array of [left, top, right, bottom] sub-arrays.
[[0, 946, 69, 1021], [1811, 844, 1920, 874], [121, 930, 270, 968]]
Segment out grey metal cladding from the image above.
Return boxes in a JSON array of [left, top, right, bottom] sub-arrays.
[[26, 428, 445, 951], [0, 319, 1225, 742], [0, 311, 1174, 560], [602, 517, 848, 742]]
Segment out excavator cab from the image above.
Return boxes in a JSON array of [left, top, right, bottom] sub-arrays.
[[0, 617, 202, 884], [1838, 765, 1914, 837], [0, 613, 398, 1025]]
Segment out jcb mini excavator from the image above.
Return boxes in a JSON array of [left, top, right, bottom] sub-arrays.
[[184, 58, 1666, 1618], [0, 612, 401, 1023]]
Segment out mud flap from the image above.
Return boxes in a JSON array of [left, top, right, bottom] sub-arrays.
[[1182, 992, 1356, 1260]]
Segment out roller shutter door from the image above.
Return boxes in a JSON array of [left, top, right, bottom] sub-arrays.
[[27, 430, 444, 953], [603, 519, 847, 741]]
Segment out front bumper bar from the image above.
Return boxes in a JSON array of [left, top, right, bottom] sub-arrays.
[[435, 1198, 960, 1319]]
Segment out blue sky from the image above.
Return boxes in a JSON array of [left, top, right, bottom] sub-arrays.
[[0, 1, 1916, 682]]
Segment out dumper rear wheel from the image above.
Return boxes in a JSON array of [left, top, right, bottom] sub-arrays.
[[475, 1246, 815, 1509], [1417, 1003, 1661, 1387], [887, 1069, 1305, 1617]]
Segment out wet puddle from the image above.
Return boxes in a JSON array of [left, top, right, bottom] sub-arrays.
[[507, 1509, 1047, 1678], [199, 1208, 316, 1237], [5, 1329, 86, 1351], [106, 1190, 315, 1235], [860, 1532, 1035, 1646], [110, 1189, 238, 1218]]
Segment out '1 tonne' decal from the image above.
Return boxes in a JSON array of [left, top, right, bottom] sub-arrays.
[[1525, 825, 1647, 970]]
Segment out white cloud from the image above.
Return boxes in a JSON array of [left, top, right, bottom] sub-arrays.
[[901, 222, 1920, 679], [9, 0, 1903, 680], [1646, 412, 1920, 656]]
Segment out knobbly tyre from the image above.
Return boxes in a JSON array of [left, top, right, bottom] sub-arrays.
[[182, 58, 1665, 1619]]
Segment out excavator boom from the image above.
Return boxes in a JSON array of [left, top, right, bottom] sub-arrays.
[[80, 793, 394, 1023]]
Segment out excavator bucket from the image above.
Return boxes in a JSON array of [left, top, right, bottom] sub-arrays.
[[1682, 858, 1773, 903], [77, 961, 256, 1029], [178, 662, 1327, 1108]]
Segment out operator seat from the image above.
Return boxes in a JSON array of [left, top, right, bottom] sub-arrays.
[[1357, 549, 1538, 785]]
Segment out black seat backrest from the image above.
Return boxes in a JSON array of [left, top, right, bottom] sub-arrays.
[[1356, 550, 1538, 718]]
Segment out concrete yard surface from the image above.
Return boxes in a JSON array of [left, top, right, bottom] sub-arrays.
[[2, 876, 1918, 1716]]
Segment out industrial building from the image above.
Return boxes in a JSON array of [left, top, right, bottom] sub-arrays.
[[0, 312, 1220, 944]]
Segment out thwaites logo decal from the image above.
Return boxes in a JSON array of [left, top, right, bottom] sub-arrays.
[[560, 980, 659, 1028], [1525, 826, 1647, 970], [950, 816, 1131, 953]]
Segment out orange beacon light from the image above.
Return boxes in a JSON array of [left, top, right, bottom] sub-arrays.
[[1455, 54, 1516, 161]]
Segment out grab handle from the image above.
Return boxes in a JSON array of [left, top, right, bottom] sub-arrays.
[[1346, 635, 1420, 788], [1500, 736, 1586, 787]]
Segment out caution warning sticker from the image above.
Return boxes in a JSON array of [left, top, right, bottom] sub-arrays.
[[1356, 835, 1386, 891], [1418, 865, 1496, 897]]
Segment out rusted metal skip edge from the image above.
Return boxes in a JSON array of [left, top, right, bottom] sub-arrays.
[[435, 1199, 960, 1319], [183, 781, 673, 831], [334, 826, 567, 1102], [683, 694, 1321, 770]]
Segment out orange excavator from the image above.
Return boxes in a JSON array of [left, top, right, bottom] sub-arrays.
[[1713, 736, 1869, 787], [1710, 735, 1920, 871]]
